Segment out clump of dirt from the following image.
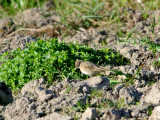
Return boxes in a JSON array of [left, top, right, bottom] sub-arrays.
[[1, 76, 159, 120]]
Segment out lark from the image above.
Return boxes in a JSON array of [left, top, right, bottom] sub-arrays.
[[75, 60, 110, 78]]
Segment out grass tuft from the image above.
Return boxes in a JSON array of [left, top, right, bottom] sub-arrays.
[[0, 0, 46, 17]]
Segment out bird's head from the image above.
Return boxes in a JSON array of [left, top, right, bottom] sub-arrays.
[[75, 60, 83, 70]]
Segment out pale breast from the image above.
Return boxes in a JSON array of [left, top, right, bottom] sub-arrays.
[[80, 68, 94, 76]]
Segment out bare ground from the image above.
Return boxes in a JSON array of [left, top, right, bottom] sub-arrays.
[[0, 1, 160, 120]]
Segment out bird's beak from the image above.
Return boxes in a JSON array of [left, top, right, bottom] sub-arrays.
[[75, 67, 78, 71]]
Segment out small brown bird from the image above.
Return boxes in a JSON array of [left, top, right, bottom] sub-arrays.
[[75, 60, 110, 78]]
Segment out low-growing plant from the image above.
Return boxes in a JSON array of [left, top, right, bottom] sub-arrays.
[[136, 101, 140, 106], [140, 36, 159, 55], [73, 115, 79, 120], [53, 0, 105, 30], [150, 14, 156, 34], [147, 105, 153, 116], [156, 57, 160, 66], [116, 33, 160, 56], [0, 0, 46, 16], [126, 25, 137, 41], [109, 69, 135, 85], [115, 98, 126, 108], [110, 79, 123, 87], [65, 85, 72, 94], [97, 98, 127, 109], [97, 98, 115, 109], [72, 97, 90, 112], [90, 88, 103, 99], [0, 38, 129, 91]]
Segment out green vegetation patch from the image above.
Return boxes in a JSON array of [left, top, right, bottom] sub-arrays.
[[54, 0, 105, 29], [0, 39, 129, 91], [0, 0, 46, 16]]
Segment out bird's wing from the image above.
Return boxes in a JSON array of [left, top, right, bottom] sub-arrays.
[[82, 61, 105, 71], [81, 61, 109, 72], [82, 61, 96, 70]]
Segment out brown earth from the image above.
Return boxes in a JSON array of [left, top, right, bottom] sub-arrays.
[[0, 1, 160, 120]]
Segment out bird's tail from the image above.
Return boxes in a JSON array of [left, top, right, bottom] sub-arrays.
[[99, 68, 111, 75]]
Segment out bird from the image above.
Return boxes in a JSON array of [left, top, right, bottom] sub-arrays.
[[75, 60, 110, 78]]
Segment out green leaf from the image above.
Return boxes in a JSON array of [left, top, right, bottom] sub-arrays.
[[72, 107, 79, 111]]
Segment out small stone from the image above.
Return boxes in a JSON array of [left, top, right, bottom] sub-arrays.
[[114, 84, 125, 93], [119, 66, 126, 73], [86, 76, 110, 90], [140, 81, 160, 105], [102, 108, 121, 120], [149, 106, 160, 120], [90, 98, 98, 107], [131, 109, 139, 117], [150, 65, 155, 71], [81, 108, 98, 120], [86, 76, 102, 86], [117, 75, 126, 81], [134, 79, 141, 88], [82, 86, 89, 94], [119, 47, 131, 58]]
